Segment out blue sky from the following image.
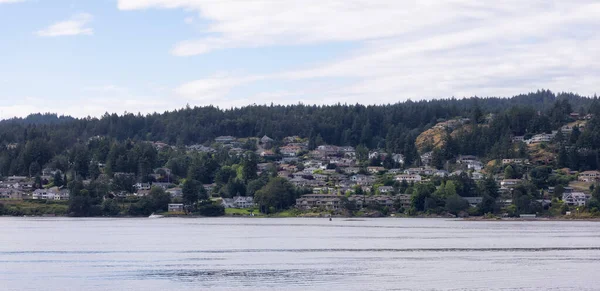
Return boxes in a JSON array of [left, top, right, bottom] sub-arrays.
[[1, 0, 599, 118]]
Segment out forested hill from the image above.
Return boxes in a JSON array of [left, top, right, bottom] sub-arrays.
[[1, 89, 600, 178], [0, 90, 597, 146]]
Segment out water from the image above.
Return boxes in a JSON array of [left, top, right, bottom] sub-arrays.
[[1, 217, 600, 291]]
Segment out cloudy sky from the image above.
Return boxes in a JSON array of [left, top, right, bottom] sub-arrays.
[[1, 0, 599, 118]]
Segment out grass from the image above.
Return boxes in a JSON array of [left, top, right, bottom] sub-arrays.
[[225, 208, 263, 216], [0, 199, 69, 216], [569, 180, 593, 192]]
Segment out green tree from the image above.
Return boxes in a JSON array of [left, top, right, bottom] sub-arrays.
[[254, 177, 297, 213], [241, 152, 258, 182], [182, 179, 207, 205], [445, 195, 469, 215], [53, 171, 64, 187]]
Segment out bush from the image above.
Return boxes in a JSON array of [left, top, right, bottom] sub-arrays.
[[196, 202, 225, 217]]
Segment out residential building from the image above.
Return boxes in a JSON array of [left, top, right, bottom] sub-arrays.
[[233, 196, 255, 208], [215, 136, 236, 143], [32, 187, 69, 200], [378, 186, 394, 194], [392, 154, 405, 165], [168, 204, 184, 212], [295, 194, 341, 210], [166, 187, 182, 198], [420, 151, 433, 166], [500, 179, 522, 187], [457, 155, 478, 164], [463, 197, 483, 207], [562, 192, 590, 206], [578, 171, 600, 182], [0, 189, 24, 199], [367, 166, 385, 174], [502, 158, 529, 165], [395, 174, 422, 183], [397, 194, 411, 209]]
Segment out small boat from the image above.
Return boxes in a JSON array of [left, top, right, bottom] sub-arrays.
[[148, 213, 164, 218]]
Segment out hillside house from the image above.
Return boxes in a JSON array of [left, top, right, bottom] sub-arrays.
[[395, 174, 422, 183], [215, 136, 236, 143], [500, 179, 522, 187], [296, 194, 341, 210], [378, 186, 394, 194], [578, 171, 600, 182], [562, 192, 590, 206]]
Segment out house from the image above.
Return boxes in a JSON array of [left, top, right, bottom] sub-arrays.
[[562, 192, 590, 206], [135, 189, 151, 197], [392, 154, 405, 165], [134, 183, 151, 191], [313, 174, 328, 181], [512, 136, 525, 143], [404, 167, 435, 176], [316, 145, 340, 156], [203, 184, 216, 193], [351, 174, 376, 185], [457, 155, 478, 164], [295, 194, 341, 210], [151, 182, 172, 190], [502, 158, 529, 165], [500, 179, 522, 187], [233, 196, 255, 208], [395, 174, 422, 183], [388, 169, 403, 174], [166, 187, 182, 198], [396, 194, 412, 209], [434, 170, 449, 178], [215, 136, 236, 143], [7, 176, 27, 183], [343, 167, 361, 175], [463, 197, 483, 207], [378, 186, 394, 194], [467, 161, 484, 171], [367, 166, 385, 174], [32, 187, 69, 200], [0, 189, 24, 199], [578, 171, 600, 182], [260, 135, 274, 145], [168, 203, 184, 212], [280, 145, 301, 157], [526, 133, 555, 144], [260, 150, 276, 157], [471, 171, 484, 181], [420, 151, 433, 166]]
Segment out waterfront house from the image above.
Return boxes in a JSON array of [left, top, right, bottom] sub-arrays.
[[295, 194, 341, 210], [168, 204, 184, 212]]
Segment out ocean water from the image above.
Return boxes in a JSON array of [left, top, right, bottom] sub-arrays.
[[1, 217, 599, 291]]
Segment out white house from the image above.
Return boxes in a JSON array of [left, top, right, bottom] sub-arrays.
[[395, 174, 422, 183], [562, 192, 590, 206]]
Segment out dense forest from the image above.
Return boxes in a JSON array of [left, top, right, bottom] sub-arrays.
[[1, 89, 600, 216], [1, 90, 600, 176]]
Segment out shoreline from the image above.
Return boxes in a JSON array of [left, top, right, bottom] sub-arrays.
[[3, 214, 600, 221]]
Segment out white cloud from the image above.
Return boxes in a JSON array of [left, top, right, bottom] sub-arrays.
[[36, 13, 94, 37], [0, 0, 25, 3], [115, 0, 600, 107]]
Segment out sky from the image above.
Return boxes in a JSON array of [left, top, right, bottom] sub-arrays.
[[1, 0, 599, 118]]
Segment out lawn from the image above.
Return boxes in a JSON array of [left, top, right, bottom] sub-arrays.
[[225, 208, 263, 216]]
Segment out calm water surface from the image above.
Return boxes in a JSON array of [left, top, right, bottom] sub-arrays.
[[1, 217, 600, 291]]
